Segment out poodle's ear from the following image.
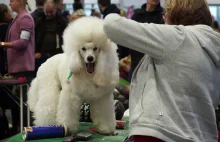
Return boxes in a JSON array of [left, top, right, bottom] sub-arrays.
[[93, 42, 119, 87], [68, 50, 83, 75]]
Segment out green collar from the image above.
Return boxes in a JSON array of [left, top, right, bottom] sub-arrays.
[[67, 72, 73, 80]]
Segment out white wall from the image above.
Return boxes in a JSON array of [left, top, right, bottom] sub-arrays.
[[64, 0, 119, 4], [120, 0, 145, 7], [208, 0, 220, 4], [0, 0, 8, 4], [0, 0, 36, 11], [119, 0, 220, 6], [1, 0, 220, 11], [1, 0, 220, 5]]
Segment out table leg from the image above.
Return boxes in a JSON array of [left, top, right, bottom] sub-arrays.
[[20, 85, 23, 132], [27, 84, 30, 126]]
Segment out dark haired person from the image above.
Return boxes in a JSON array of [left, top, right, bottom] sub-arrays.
[[0, 0, 35, 133], [0, 4, 13, 140], [31, 0, 45, 23], [104, 0, 220, 141], [73, 0, 83, 12], [128, 0, 164, 82], [35, 0, 67, 70], [54, 0, 64, 13], [0, 4, 12, 75], [97, 0, 120, 19], [0, 0, 35, 75], [98, 0, 128, 59]]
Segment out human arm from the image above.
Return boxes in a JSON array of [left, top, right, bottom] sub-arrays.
[[0, 42, 13, 47], [104, 14, 185, 59], [5, 15, 34, 49]]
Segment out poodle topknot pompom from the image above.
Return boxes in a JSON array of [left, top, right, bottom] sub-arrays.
[[63, 17, 109, 55]]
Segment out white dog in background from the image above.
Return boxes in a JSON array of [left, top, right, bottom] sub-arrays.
[[27, 17, 119, 134]]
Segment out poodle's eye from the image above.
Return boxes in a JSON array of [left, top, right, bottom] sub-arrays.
[[82, 47, 86, 51], [93, 47, 98, 51]]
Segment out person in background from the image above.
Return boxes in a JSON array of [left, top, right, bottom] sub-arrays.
[[91, 8, 101, 18], [62, 9, 70, 21], [0, 0, 35, 133], [54, 0, 70, 21], [128, 0, 164, 81], [73, 0, 83, 12], [104, 0, 220, 141], [0, 4, 13, 139], [0, 4, 13, 75], [98, 0, 129, 59], [212, 16, 220, 35], [97, 0, 120, 18], [35, 0, 67, 73], [31, 0, 45, 23], [69, 0, 85, 22], [212, 16, 219, 29], [69, 9, 85, 22], [54, 0, 64, 14], [0, 0, 35, 77]]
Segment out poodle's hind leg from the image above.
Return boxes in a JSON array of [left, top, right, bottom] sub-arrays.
[[33, 78, 61, 126], [90, 94, 116, 134], [56, 85, 82, 134], [27, 78, 39, 112], [33, 91, 60, 125]]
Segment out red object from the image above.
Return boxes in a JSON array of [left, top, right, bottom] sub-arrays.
[[116, 120, 126, 129], [133, 135, 164, 142], [120, 69, 128, 81], [89, 127, 98, 133], [89, 127, 118, 136], [218, 131, 220, 142], [18, 77, 26, 82]]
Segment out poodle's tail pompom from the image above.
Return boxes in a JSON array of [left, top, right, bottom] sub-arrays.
[[27, 78, 39, 112]]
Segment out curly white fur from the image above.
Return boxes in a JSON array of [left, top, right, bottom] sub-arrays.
[[27, 17, 119, 134]]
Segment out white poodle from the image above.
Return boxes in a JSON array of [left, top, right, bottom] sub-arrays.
[[28, 17, 119, 134]]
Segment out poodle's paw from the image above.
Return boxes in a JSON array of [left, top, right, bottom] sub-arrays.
[[66, 123, 79, 134], [94, 119, 116, 134], [97, 123, 116, 134]]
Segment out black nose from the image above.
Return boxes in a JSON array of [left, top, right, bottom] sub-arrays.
[[87, 56, 94, 62]]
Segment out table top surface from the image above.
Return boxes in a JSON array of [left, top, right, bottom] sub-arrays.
[[0, 78, 129, 86], [7, 120, 130, 142], [0, 79, 30, 85]]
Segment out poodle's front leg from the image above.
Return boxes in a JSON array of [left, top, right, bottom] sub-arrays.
[[56, 86, 82, 134], [90, 94, 116, 134]]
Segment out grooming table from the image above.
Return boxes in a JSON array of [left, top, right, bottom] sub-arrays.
[[0, 79, 31, 132], [7, 118, 130, 142], [2, 78, 129, 135]]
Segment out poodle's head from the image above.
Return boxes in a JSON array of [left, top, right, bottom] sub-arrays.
[[62, 17, 119, 86], [62, 16, 117, 73], [79, 42, 100, 74]]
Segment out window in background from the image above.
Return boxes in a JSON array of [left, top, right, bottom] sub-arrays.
[[64, 3, 100, 16], [65, 4, 73, 14], [209, 6, 217, 19], [84, 4, 100, 16], [209, 5, 220, 25]]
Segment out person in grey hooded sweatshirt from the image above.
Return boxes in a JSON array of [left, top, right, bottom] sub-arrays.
[[103, 0, 220, 142]]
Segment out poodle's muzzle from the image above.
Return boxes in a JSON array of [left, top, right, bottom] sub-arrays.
[[85, 55, 95, 74]]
